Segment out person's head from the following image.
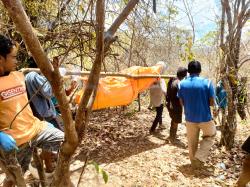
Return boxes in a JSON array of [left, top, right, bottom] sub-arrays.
[[156, 61, 168, 74], [177, 67, 187, 80], [188, 60, 201, 75], [0, 35, 18, 75], [27, 56, 38, 68]]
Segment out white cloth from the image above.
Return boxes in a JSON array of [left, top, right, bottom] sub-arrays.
[[149, 79, 166, 107]]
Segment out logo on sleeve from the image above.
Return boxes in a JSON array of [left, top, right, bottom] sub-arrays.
[[0, 85, 26, 100]]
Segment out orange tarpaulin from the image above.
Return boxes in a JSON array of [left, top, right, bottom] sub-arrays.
[[75, 65, 163, 110]]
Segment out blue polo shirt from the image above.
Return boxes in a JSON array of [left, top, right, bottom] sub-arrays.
[[177, 75, 215, 123]]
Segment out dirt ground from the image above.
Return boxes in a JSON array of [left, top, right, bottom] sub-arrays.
[[70, 102, 249, 187], [0, 101, 249, 187]]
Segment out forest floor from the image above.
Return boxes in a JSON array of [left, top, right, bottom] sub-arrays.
[[69, 100, 250, 187], [0, 100, 249, 187]]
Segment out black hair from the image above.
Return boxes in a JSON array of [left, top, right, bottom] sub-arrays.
[[177, 67, 187, 79], [188, 60, 201, 74], [0, 35, 15, 58], [27, 57, 38, 68]]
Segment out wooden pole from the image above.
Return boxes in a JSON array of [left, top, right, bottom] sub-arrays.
[[21, 68, 175, 79]]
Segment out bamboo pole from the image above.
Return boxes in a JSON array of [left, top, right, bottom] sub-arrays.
[[20, 68, 175, 79]]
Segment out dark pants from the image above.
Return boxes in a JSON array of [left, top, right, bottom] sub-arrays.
[[170, 120, 178, 139], [150, 104, 163, 132], [47, 117, 64, 132]]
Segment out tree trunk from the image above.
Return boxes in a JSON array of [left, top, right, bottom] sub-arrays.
[[220, 76, 237, 148], [219, 0, 250, 149], [237, 77, 248, 120], [0, 151, 26, 187], [2, 0, 140, 186], [2, 1, 78, 186]]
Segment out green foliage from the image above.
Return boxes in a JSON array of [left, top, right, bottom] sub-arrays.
[[167, 6, 178, 19], [90, 161, 109, 184], [179, 37, 195, 62], [198, 31, 218, 46], [124, 109, 137, 117]]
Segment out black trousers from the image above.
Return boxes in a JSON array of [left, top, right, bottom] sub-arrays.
[[150, 104, 163, 132]]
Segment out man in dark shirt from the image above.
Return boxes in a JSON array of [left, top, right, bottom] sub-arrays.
[[166, 67, 187, 142]]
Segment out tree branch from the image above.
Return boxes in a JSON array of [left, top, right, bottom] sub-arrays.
[[105, 0, 139, 46]]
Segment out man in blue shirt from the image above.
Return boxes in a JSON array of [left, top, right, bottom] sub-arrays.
[[178, 60, 217, 169], [25, 57, 77, 131]]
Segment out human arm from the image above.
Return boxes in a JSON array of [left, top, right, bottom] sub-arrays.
[[166, 78, 174, 109], [160, 79, 167, 95], [208, 81, 219, 117], [0, 132, 18, 152], [65, 80, 77, 96], [208, 80, 216, 106], [177, 81, 184, 108], [179, 98, 184, 107]]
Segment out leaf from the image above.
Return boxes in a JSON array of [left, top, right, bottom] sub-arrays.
[[90, 161, 109, 184], [101, 169, 109, 183], [90, 161, 100, 173]]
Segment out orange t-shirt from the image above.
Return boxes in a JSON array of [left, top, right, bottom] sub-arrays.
[[0, 71, 47, 146]]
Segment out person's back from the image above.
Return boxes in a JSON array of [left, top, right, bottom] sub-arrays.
[[179, 75, 214, 123], [166, 67, 187, 142], [177, 60, 216, 169], [166, 77, 181, 111], [149, 61, 168, 133], [149, 79, 166, 107], [25, 71, 56, 120]]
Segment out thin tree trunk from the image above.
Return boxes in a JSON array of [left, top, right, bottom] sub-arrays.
[[2, 1, 78, 186], [2, 0, 140, 186], [128, 16, 135, 67], [220, 76, 237, 148], [0, 151, 26, 187], [33, 148, 47, 187], [237, 77, 248, 120], [219, 0, 250, 149]]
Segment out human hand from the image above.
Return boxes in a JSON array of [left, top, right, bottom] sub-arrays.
[[70, 80, 77, 90], [213, 108, 219, 118], [0, 132, 18, 152]]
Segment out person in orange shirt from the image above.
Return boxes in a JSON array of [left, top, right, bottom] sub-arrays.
[[0, 34, 64, 186]]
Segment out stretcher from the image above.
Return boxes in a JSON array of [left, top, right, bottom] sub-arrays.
[[74, 65, 166, 110]]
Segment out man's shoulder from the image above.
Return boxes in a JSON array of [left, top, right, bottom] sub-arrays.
[[199, 77, 213, 87], [10, 71, 24, 78], [25, 71, 44, 81], [1, 71, 25, 81], [193, 76, 212, 85], [179, 78, 190, 86], [172, 78, 180, 87], [198, 76, 210, 81], [25, 71, 39, 77]]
